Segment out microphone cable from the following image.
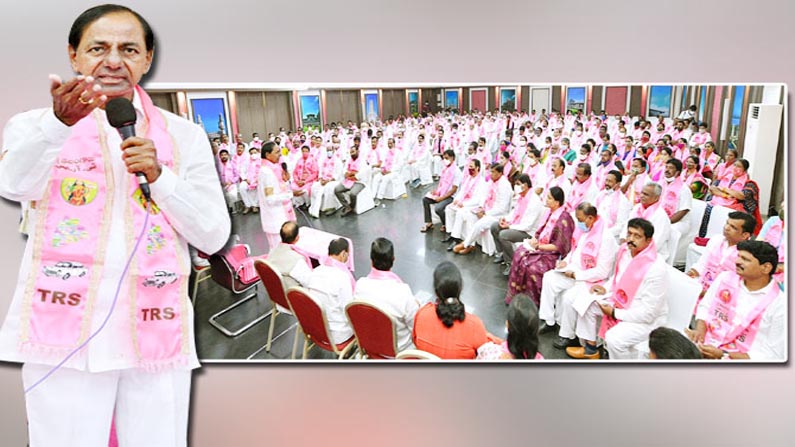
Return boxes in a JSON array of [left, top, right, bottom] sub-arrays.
[[25, 201, 151, 394]]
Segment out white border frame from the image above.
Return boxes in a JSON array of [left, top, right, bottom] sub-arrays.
[[498, 87, 517, 112], [647, 85, 674, 118], [564, 85, 587, 114], [468, 87, 488, 112], [298, 89, 323, 129], [361, 89, 379, 122], [443, 88, 460, 110]]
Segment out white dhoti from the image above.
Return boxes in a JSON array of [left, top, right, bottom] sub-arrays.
[[239, 181, 258, 208], [409, 159, 433, 185], [446, 205, 476, 240], [308, 181, 341, 218], [604, 322, 657, 360], [374, 172, 405, 200], [671, 219, 692, 266], [23, 363, 191, 447], [431, 154, 443, 177]]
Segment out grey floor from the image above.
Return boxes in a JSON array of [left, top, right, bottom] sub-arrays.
[[193, 183, 571, 360]]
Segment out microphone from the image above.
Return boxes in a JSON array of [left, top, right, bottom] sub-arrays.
[[106, 97, 151, 201]]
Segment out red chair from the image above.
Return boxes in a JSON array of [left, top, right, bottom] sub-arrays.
[[395, 349, 441, 360], [252, 259, 300, 359], [345, 302, 398, 359], [286, 287, 357, 360], [206, 244, 269, 337]]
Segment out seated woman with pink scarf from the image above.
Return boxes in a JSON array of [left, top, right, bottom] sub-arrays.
[[682, 155, 708, 200], [698, 158, 754, 238]]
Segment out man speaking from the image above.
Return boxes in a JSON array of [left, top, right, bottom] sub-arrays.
[[0, 5, 229, 446]]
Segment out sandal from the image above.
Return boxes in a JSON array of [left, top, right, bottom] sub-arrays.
[[420, 223, 434, 233]]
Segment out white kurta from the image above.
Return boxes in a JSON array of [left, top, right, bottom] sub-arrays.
[[353, 276, 420, 352], [0, 96, 230, 372], [258, 161, 294, 235], [306, 264, 355, 345]]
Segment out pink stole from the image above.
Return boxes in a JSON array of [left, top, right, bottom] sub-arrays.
[[711, 174, 748, 208], [319, 155, 336, 180], [627, 173, 648, 205], [434, 164, 457, 197], [383, 149, 397, 172], [763, 220, 785, 284], [322, 256, 356, 293], [703, 272, 779, 353], [661, 177, 685, 217], [411, 142, 428, 160], [220, 160, 238, 188], [292, 156, 317, 188], [21, 86, 188, 369], [598, 241, 658, 338], [699, 239, 738, 291], [578, 217, 605, 272], [633, 200, 662, 221], [682, 169, 705, 188], [595, 161, 616, 186], [367, 268, 403, 283], [567, 176, 593, 211], [483, 178, 500, 211], [536, 207, 564, 245], [246, 158, 261, 189], [510, 192, 531, 225], [459, 174, 479, 202], [342, 157, 362, 188], [595, 189, 622, 228]]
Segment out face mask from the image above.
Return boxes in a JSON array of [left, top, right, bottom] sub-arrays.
[[326, 151, 333, 158], [302, 153, 310, 159], [664, 175, 674, 183], [514, 185, 524, 194], [468, 168, 476, 176], [443, 159, 452, 166], [250, 154, 258, 160], [576, 221, 590, 233], [677, 143, 685, 149], [529, 158, 538, 166], [562, 144, 569, 149], [578, 154, 587, 161], [519, 142, 527, 147]]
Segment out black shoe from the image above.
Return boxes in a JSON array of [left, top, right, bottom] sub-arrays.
[[539, 322, 559, 335], [440, 235, 453, 243], [553, 336, 579, 350], [323, 208, 338, 216], [492, 254, 504, 264], [447, 241, 458, 252], [340, 207, 353, 217]]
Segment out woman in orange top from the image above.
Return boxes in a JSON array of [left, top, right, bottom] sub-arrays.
[[412, 262, 491, 359]]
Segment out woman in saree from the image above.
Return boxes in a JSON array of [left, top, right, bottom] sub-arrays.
[[504, 186, 574, 305]]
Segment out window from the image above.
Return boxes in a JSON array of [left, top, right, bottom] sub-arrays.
[[728, 86, 746, 149], [648, 85, 672, 118], [698, 85, 707, 122]]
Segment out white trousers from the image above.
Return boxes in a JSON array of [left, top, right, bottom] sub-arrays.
[[446, 205, 476, 239], [308, 181, 341, 218], [239, 181, 259, 208], [22, 363, 191, 447], [574, 303, 657, 359], [538, 270, 576, 327], [223, 184, 239, 207], [462, 215, 499, 250]]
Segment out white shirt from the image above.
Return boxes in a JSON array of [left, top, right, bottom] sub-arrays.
[[353, 276, 420, 351], [625, 203, 673, 261], [696, 272, 785, 360], [594, 188, 632, 240], [0, 92, 230, 371], [562, 221, 618, 283], [609, 253, 668, 326], [485, 177, 513, 217], [306, 264, 355, 345], [509, 192, 545, 234], [258, 161, 293, 234]]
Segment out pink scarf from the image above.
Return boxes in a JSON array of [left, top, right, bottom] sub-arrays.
[[598, 241, 658, 338], [633, 199, 662, 221], [434, 163, 457, 197], [21, 86, 188, 370], [367, 268, 403, 283], [578, 216, 605, 272], [660, 177, 685, 217], [711, 173, 748, 208], [567, 176, 593, 211], [322, 256, 356, 292], [220, 160, 239, 188], [319, 154, 336, 180], [483, 178, 500, 211], [292, 155, 318, 187], [682, 169, 706, 188], [459, 174, 479, 202], [510, 192, 531, 225], [703, 272, 780, 353], [383, 149, 397, 171], [536, 206, 564, 245], [264, 159, 296, 221], [626, 173, 648, 205], [411, 142, 428, 160], [246, 158, 261, 189], [342, 157, 362, 188]]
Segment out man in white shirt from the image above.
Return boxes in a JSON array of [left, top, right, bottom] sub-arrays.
[[622, 182, 672, 261], [441, 159, 486, 251], [660, 158, 693, 265], [539, 203, 618, 350], [688, 240, 784, 361], [567, 218, 668, 360], [306, 238, 356, 345], [594, 170, 632, 242], [687, 211, 755, 295], [353, 238, 420, 352], [266, 221, 313, 290], [491, 173, 544, 274], [0, 5, 230, 446], [453, 163, 513, 255]]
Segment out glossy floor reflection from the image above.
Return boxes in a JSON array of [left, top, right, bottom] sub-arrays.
[[194, 183, 571, 361]]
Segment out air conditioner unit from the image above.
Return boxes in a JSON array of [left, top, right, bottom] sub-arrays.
[[742, 103, 783, 215]]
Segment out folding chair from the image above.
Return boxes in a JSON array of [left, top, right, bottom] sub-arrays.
[[249, 259, 301, 359], [206, 244, 269, 337], [345, 302, 398, 359], [286, 287, 357, 360]]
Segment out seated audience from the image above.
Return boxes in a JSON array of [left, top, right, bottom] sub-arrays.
[[476, 294, 543, 360], [306, 238, 356, 344]]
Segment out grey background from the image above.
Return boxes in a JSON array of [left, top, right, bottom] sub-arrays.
[[0, 0, 792, 445]]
